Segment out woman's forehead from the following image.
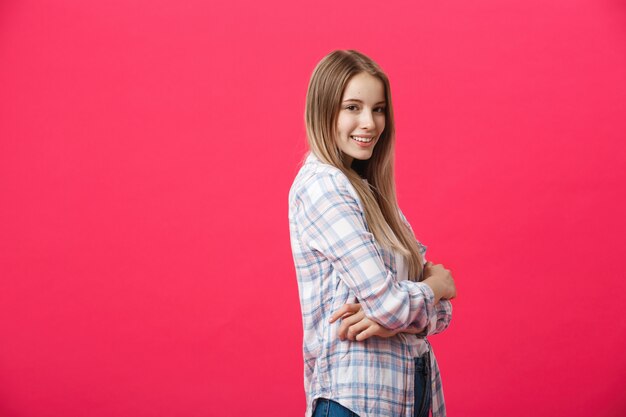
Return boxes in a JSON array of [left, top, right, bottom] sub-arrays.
[[342, 73, 385, 102]]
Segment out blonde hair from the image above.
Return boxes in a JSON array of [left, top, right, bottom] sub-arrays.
[[304, 49, 425, 281]]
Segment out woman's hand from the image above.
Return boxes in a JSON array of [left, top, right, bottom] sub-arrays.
[[329, 303, 411, 341], [422, 261, 457, 303]]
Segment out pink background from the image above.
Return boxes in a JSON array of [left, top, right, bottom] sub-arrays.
[[1, 0, 625, 416]]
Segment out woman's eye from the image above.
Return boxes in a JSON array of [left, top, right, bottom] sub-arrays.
[[344, 105, 385, 112]]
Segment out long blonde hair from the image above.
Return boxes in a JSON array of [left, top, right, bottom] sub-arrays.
[[304, 49, 425, 281]]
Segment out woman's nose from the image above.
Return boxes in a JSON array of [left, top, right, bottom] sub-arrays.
[[360, 111, 375, 129]]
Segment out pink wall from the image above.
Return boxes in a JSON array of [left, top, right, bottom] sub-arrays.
[[1, 1, 625, 416]]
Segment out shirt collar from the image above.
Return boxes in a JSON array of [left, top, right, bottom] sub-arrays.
[[305, 151, 319, 164], [305, 152, 369, 183]]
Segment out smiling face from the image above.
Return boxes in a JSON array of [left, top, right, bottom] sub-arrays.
[[335, 72, 386, 169]]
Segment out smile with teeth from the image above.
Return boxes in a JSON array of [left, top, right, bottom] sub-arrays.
[[350, 135, 375, 143]]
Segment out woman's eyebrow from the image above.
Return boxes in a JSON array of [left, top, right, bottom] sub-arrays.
[[342, 98, 387, 105]]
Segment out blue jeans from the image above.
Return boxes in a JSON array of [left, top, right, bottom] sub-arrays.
[[312, 398, 359, 417], [312, 353, 431, 417], [414, 352, 432, 417]]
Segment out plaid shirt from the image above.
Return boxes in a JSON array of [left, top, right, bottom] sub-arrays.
[[288, 151, 453, 417]]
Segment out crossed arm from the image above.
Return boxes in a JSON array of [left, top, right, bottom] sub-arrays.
[[330, 291, 453, 342], [324, 203, 454, 342], [329, 253, 455, 342]]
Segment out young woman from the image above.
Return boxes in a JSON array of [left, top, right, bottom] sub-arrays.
[[288, 50, 457, 417]]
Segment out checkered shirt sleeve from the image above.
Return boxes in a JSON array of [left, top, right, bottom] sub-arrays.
[[293, 170, 437, 332]]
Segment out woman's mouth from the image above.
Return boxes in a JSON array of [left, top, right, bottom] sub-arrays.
[[351, 135, 376, 147]]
